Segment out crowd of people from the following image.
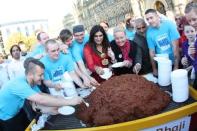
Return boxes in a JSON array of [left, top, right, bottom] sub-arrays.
[[0, 1, 196, 131]]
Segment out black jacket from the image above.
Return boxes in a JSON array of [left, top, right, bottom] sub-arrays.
[[110, 40, 138, 75], [133, 33, 152, 74]]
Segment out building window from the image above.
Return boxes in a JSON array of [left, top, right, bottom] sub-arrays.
[[32, 25, 35, 32], [17, 27, 21, 32], [155, 1, 166, 15], [40, 24, 43, 31], [25, 26, 29, 36], [6, 29, 10, 36]]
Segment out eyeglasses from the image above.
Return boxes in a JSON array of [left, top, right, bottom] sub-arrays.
[[136, 26, 146, 30]]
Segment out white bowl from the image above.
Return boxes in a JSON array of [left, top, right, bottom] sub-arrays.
[[58, 106, 75, 115], [99, 68, 112, 80], [111, 62, 124, 68]]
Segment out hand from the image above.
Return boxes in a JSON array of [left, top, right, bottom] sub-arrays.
[[123, 60, 132, 67], [152, 68, 158, 77], [54, 83, 63, 91], [60, 44, 69, 54], [69, 96, 83, 105], [188, 45, 196, 59], [107, 47, 116, 62], [133, 63, 141, 74], [34, 53, 44, 59], [83, 77, 92, 88], [181, 56, 188, 67], [95, 66, 104, 75], [90, 77, 100, 86]]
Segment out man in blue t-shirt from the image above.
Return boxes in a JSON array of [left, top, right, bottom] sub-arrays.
[[0, 58, 82, 131], [29, 32, 49, 59], [40, 39, 87, 91], [71, 25, 89, 62], [59, 29, 99, 87], [145, 9, 180, 76]]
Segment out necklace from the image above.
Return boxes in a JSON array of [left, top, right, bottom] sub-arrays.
[[96, 45, 109, 66]]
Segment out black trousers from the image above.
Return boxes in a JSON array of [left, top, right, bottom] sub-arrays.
[[0, 109, 29, 131]]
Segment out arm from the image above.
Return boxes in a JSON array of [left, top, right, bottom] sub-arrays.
[[107, 47, 116, 63], [77, 60, 90, 78], [172, 39, 180, 70], [169, 21, 180, 70], [146, 31, 157, 76], [77, 61, 100, 86], [74, 62, 92, 87], [7, 64, 14, 80], [133, 43, 142, 74], [188, 45, 196, 61], [83, 45, 96, 72], [134, 42, 142, 65], [28, 92, 82, 107], [84, 45, 104, 76], [68, 71, 86, 88], [149, 50, 157, 76], [43, 80, 62, 90]]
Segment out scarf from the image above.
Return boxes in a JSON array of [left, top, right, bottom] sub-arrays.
[[119, 40, 132, 62]]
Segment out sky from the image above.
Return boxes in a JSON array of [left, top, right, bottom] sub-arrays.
[[0, 0, 75, 35]]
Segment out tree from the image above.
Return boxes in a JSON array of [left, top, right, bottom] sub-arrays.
[[5, 32, 37, 54]]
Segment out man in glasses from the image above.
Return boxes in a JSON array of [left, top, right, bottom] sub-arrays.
[[145, 9, 180, 76], [133, 18, 152, 74]]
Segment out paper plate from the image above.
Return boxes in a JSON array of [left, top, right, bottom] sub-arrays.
[[111, 62, 124, 68], [77, 88, 92, 98], [142, 73, 158, 83], [99, 68, 112, 80], [58, 106, 75, 115]]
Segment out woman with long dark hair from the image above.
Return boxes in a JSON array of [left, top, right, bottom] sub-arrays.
[[84, 25, 115, 82]]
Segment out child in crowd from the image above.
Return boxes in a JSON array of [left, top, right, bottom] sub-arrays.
[[182, 24, 197, 89]]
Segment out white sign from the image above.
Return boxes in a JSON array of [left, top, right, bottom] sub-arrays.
[[142, 116, 191, 131]]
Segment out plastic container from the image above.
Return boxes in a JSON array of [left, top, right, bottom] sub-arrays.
[[154, 57, 172, 86], [49, 87, 65, 97], [62, 82, 78, 97], [171, 69, 189, 102]]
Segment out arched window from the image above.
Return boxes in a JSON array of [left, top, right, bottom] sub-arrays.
[[155, 1, 166, 15]]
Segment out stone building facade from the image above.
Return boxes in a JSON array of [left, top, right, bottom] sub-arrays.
[[63, 13, 76, 31], [74, 0, 190, 31]]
